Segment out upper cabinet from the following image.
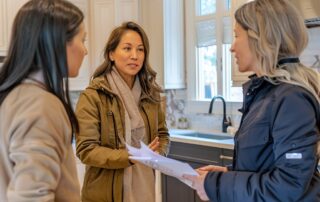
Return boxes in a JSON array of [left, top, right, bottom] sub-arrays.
[[0, 0, 7, 56], [163, 0, 185, 89], [72, 0, 139, 90], [69, 0, 90, 90], [88, 0, 139, 73], [0, 0, 140, 90], [139, 0, 165, 87], [0, 0, 29, 56]]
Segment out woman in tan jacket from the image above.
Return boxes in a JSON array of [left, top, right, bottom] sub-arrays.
[[76, 21, 170, 202], [0, 0, 87, 201]]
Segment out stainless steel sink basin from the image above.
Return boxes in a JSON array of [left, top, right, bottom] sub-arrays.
[[177, 133, 233, 140]]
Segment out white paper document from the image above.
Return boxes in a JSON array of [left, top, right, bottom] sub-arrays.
[[127, 141, 198, 187]]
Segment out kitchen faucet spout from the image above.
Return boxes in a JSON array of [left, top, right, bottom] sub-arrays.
[[208, 95, 232, 133]]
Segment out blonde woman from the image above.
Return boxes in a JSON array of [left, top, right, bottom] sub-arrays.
[[184, 0, 320, 201]]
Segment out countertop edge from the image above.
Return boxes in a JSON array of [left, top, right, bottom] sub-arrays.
[[170, 136, 234, 150]]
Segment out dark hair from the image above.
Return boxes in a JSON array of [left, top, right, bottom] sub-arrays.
[[93, 21, 163, 102], [0, 0, 84, 132]]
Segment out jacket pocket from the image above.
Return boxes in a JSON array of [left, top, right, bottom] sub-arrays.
[[82, 167, 114, 202], [239, 123, 271, 148]]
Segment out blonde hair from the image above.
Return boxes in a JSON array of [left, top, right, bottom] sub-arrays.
[[235, 0, 320, 101]]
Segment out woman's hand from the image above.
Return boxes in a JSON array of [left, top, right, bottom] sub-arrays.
[[128, 137, 160, 165], [197, 165, 228, 173], [148, 136, 160, 152], [183, 165, 227, 201], [183, 172, 209, 201]]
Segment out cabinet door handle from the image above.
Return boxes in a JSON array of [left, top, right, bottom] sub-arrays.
[[220, 155, 233, 160]]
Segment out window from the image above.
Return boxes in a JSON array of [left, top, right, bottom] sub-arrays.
[[185, 0, 243, 102]]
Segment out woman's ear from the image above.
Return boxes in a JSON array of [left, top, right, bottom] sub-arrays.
[[109, 52, 114, 62]]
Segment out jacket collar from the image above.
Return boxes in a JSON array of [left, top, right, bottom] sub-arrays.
[[242, 74, 279, 95], [240, 74, 273, 114], [87, 74, 153, 102]]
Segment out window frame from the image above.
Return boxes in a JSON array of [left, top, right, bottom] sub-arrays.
[[185, 0, 241, 114]]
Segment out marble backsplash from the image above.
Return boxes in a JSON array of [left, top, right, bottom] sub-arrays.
[[165, 89, 242, 132]]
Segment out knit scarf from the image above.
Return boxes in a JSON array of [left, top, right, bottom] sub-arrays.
[[107, 67, 155, 202]]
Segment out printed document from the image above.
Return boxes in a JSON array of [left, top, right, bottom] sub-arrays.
[[127, 141, 198, 187]]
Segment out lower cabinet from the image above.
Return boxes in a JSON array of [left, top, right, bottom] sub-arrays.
[[161, 141, 233, 202]]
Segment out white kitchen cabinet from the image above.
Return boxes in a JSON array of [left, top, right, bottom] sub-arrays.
[[0, 0, 28, 56], [163, 0, 185, 89], [88, 0, 139, 74], [0, 0, 7, 56], [71, 0, 139, 90], [0, 0, 90, 90], [231, 0, 252, 86], [0, 0, 140, 90], [69, 0, 91, 90], [139, 0, 164, 87]]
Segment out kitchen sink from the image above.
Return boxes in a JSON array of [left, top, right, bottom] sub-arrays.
[[177, 133, 233, 140], [169, 129, 234, 142]]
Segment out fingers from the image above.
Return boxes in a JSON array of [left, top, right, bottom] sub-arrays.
[[149, 136, 159, 145], [198, 165, 216, 171], [195, 168, 208, 175], [129, 159, 139, 164], [197, 165, 228, 172], [148, 136, 160, 151]]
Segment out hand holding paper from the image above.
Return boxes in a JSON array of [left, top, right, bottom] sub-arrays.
[[126, 141, 198, 187]]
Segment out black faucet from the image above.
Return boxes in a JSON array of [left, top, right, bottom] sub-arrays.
[[208, 95, 232, 133]]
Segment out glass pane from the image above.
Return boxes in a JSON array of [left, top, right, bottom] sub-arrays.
[[199, 0, 216, 15], [223, 17, 232, 44], [223, 44, 243, 101], [224, 0, 232, 11], [198, 45, 217, 99], [196, 20, 216, 47]]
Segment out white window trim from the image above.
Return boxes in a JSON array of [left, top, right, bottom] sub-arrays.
[[185, 0, 240, 114]]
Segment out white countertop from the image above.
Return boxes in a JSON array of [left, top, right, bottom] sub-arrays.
[[169, 129, 235, 150]]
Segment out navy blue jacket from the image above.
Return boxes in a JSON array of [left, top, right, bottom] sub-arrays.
[[204, 76, 320, 202]]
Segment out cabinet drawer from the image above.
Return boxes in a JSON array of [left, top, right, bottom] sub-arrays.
[[168, 141, 222, 165]]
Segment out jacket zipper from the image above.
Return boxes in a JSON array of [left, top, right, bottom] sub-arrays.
[[141, 104, 152, 142], [108, 99, 118, 202], [110, 111, 119, 149]]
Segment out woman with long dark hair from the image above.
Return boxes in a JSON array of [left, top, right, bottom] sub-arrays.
[[0, 0, 87, 201], [76, 21, 169, 202]]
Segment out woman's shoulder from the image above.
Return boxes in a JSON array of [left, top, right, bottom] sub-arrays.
[[273, 83, 316, 100], [82, 75, 113, 95], [3, 83, 67, 118], [1, 83, 72, 141], [272, 83, 319, 114]]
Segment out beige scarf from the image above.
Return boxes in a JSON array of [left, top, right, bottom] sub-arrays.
[[107, 67, 155, 202]]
